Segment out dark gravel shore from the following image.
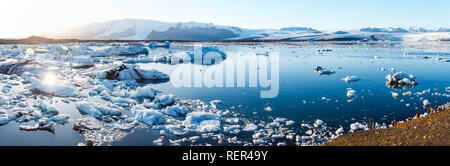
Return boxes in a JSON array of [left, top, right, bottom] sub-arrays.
[[325, 108, 449, 146]]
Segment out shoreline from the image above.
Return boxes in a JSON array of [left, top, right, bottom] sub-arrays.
[[325, 104, 450, 146]]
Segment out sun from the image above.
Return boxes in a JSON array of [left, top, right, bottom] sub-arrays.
[[42, 72, 57, 85]]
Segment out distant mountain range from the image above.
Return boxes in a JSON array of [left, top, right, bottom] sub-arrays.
[[36, 19, 450, 41]]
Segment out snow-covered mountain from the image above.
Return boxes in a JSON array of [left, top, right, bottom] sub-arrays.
[[36, 19, 450, 41]]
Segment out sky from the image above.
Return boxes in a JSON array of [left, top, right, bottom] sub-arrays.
[[0, 0, 449, 38]]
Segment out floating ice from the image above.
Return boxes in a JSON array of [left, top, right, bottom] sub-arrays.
[[183, 112, 220, 132], [132, 106, 165, 126], [0, 114, 10, 125], [342, 76, 361, 83], [162, 104, 189, 117], [423, 100, 431, 106], [91, 64, 169, 81], [318, 70, 335, 75], [29, 77, 77, 97], [73, 116, 103, 130], [391, 92, 399, 98], [71, 57, 95, 69], [76, 102, 103, 119], [130, 85, 158, 98], [39, 100, 58, 115], [264, 107, 272, 111], [346, 88, 356, 98], [198, 120, 221, 132], [105, 45, 148, 56], [149, 41, 170, 48], [385, 72, 417, 89], [243, 123, 258, 131]]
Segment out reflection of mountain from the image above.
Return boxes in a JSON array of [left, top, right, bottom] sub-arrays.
[[146, 26, 238, 40], [36, 19, 450, 42]]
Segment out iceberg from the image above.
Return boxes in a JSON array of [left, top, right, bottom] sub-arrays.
[[105, 45, 149, 56], [162, 104, 189, 117], [243, 123, 258, 131], [346, 88, 356, 98], [90, 64, 169, 81], [29, 77, 77, 97], [385, 72, 417, 89], [198, 120, 221, 132], [71, 57, 95, 69], [149, 41, 170, 48], [130, 85, 158, 98], [183, 112, 220, 127], [342, 76, 361, 83], [132, 106, 165, 126]]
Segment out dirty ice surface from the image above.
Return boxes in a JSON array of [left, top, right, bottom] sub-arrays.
[[0, 41, 449, 146]]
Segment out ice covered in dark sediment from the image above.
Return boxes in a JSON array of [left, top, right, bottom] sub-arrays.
[[313, 66, 335, 75], [0, 60, 47, 76], [86, 64, 169, 81]]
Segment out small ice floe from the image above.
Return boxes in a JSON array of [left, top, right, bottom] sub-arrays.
[[242, 123, 258, 131], [391, 92, 399, 98], [388, 68, 396, 72], [76, 101, 123, 119], [350, 122, 367, 132], [374, 56, 381, 59], [385, 72, 417, 89], [105, 45, 148, 56], [19, 119, 56, 133], [39, 100, 59, 115], [264, 107, 272, 111], [402, 91, 412, 96], [162, 104, 189, 117], [130, 85, 158, 99], [73, 116, 103, 130], [423, 100, 431, 107], [335, 127, 344, 136], [342, 76, 361, 83], [149, 41, 170, 48], [183, 112, 221, 132], [132, 106, 165, 126], [87, 64, 169, 81], [313, 119, 324, 128], [446, 87, 450, 92], [0, 114, 10, 125], [346, 88, 356, 98]]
